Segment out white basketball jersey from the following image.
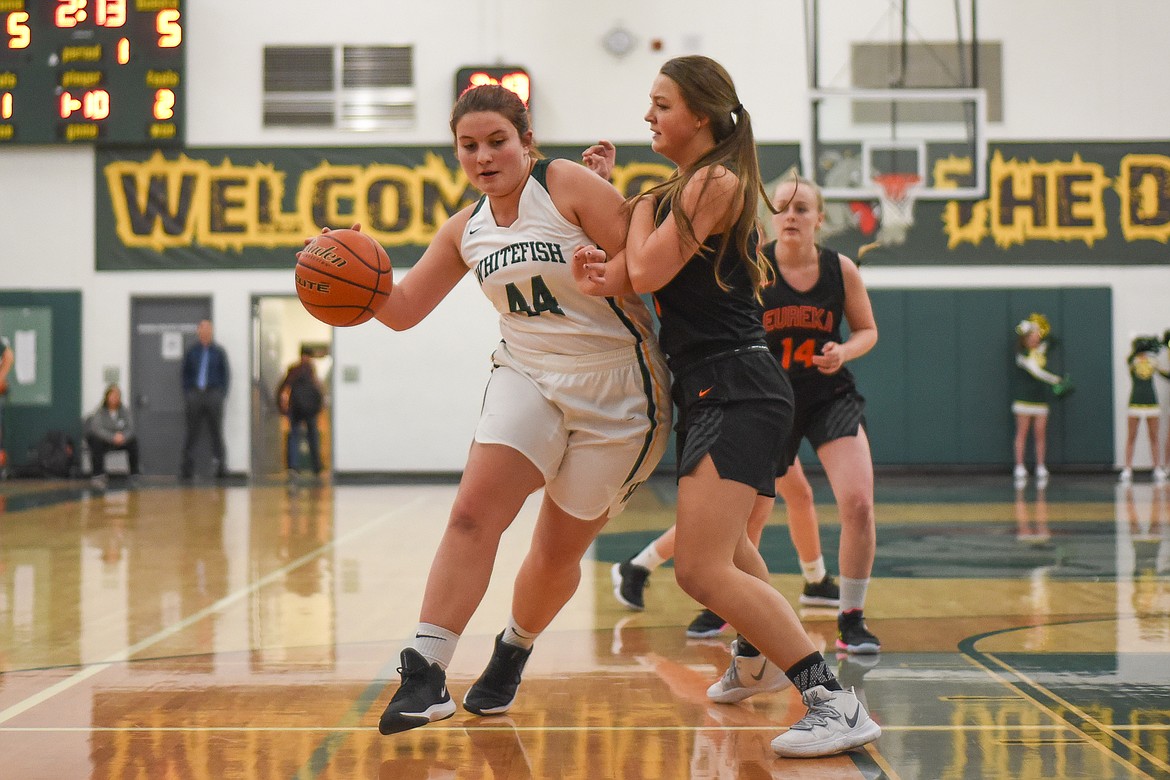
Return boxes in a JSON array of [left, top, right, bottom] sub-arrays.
[[461, 159, 657, 356]]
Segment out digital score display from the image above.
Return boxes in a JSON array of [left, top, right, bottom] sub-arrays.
[[455, 66, 530, 110], [0, 0, 183, 145]]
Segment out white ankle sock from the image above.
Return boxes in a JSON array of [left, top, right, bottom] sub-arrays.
[[501, 615, 539, 650], [800, 556, 827, 583], [631, 542, 667, 571], [412, 622, 459, 669], [838, 577, 870, 614]]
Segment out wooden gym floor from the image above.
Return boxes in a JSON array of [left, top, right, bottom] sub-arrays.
[[0, 471, 1167, 779]]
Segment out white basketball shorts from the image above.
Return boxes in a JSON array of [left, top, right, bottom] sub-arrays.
[[475, 340, 671, 520]]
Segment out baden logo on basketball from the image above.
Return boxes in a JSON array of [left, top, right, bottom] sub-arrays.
[[301, 243, 348, 268]]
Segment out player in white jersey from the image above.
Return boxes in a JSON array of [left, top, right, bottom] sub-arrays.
[[364, 84, 671, 735]]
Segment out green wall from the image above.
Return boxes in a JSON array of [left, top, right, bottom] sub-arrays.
[[0, 287, 1114, 474], [840, 287, 1113, 466], [0, 291, 83, 471]]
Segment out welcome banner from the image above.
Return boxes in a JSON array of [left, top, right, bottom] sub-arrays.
[[95, 141, 1169, 270]]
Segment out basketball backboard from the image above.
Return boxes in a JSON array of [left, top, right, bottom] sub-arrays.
[[802, 0, 990, 201], [805, 87, 987, 201]]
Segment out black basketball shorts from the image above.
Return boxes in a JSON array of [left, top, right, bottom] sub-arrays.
[[776, 388, 867, 475], [673, 349, 793, 497]]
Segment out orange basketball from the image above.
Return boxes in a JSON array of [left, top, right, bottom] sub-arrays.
[[295, 229, 393, 327]]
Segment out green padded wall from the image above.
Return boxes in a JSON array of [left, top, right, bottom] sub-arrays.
[[836, 287, 1113, 466], [0, 291, 83, 472]]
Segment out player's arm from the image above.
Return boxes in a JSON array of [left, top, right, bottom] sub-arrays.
[[622, 165, 737, 294], [547, 158, 628, 260], [374, 210, 471, 331], [814, 254, 877, 374], [549, 157, 639, 296]]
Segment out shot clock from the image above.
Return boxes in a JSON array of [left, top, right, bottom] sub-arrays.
[[0, 0, 184, 145], [455, 66, 530, 110]]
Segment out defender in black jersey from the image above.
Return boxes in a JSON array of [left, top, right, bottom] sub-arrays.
[[574, 57, 878, 758], [761, 241, 866, 471], [756, 176, 881, 658]]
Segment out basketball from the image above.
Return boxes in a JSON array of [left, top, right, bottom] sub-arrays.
[[295, 228, 393, 327]]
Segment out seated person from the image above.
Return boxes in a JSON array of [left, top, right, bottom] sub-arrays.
[[86, 383, 141, 480]]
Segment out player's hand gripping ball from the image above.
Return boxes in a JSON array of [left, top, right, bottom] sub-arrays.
[[295, 228, 393, 326]]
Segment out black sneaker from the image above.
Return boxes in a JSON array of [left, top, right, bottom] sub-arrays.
[[836, 609, 881, 654], [463, 632, 532, 716], [685, 609, 729, 639], [378, 648, 456, 735], [799, 574, 841, 607], [611, 559, 650, 611]]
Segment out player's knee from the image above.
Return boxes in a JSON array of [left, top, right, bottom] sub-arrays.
[[781, 482, 815, 510], [528, 553, 583, 587], [445, 506, 503, 542], [837, 491, 875, 528], [673, 560, 717, 604], [527, 537, 582, 573]]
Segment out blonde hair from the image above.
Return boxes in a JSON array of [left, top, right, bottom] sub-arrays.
[[774, 173, 825, 214]]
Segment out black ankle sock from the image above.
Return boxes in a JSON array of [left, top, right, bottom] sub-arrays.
[[785, 651, 842, 693]]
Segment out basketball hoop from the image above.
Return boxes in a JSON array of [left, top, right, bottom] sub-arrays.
[[858, 173, 921, 260], [873, 172, 921, 227]]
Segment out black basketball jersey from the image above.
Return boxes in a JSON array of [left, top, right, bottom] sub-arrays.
[[760, 243, 857, 394], [652, 208, 766, 370]]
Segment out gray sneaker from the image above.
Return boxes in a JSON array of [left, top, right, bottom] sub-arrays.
[[770, 685, 881, 758], [706, 637, 790, 703]]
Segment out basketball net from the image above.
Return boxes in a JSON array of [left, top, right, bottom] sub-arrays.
[[872, 173, 921, 231]]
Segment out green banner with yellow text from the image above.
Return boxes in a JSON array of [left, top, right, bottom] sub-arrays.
[[94, 141, 1169, 269]]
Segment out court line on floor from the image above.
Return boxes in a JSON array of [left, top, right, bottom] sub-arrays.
[[959, 616, 1170, 780], [0, 494, 431, 727]]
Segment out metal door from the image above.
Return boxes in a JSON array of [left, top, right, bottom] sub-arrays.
[[130, 297, 211, 476]]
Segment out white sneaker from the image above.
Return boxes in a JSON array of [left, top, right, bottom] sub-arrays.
[[1154, 467, 1168, 484], [1035, 465, 1049, 481], [1013, 464, 1028, 482], [1119, 468, 1133, 483], [771, 685, 882, 758], [707, 637, 790, 703]]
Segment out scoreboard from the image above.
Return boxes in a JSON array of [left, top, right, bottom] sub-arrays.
[[1, 0, 183, 145], [455, 66, 531, 110]]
